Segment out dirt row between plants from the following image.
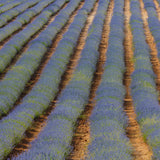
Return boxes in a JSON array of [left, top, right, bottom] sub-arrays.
[[140, 0, 160, 102], [123, 0, 153, 159], [153, 0, 160, 21]]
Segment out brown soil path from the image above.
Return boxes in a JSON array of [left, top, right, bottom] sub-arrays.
[[123, 0, 153, 159], [66, 0, 114, 159], [140, 0, 160, 102], [153, 0, 160, 21]]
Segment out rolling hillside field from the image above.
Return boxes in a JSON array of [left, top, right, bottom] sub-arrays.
[[0, 0, 160, 159]]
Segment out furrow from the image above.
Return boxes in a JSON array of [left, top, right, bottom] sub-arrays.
[[153, 0, 160, 21], [66, 0, 114, 159], [139, 0, 160, 103], [123, 0, 153, 159]]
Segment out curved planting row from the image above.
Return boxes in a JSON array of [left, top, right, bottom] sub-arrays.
[[10, 0, 110, 159], [0, 0, 74, 116], [130, 0, 160, 158], [0, 0, 26, 14], [0, 0, 57, 42], [88, 0, 132, 159], [0, 0, 83, 159], [0, 0, 42, 28], [142, 0, 160, 59], [0, 0, 17, 7], [0, 0, 66, 72]]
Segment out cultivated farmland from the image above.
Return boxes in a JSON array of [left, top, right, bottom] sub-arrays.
[[0, 0, 160, 159]]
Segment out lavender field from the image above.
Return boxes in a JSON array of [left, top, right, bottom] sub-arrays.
[[0, 0, 160, 159]]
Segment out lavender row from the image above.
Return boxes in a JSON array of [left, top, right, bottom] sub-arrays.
[[0, 0, 72, 116], [0, 0, 26, 14], [0, 0, 66, 72], [0, 0, 56, 42], [12, 0, 110, 159], [0, 0, 96, 159], [142, 0, 160, 59], [0, 0, 42, 28], [0, 0, 17, 7], [0, 0, 65, 72], [130, 0, 160, 158], [88, 0, 132, 159]]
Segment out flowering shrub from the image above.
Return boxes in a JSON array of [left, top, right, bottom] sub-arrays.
[[88, 0, 132, 159], [130, 0, 160, 158], [0, 0, 57, 42], [11, 0, 110, 159], [0, 0, 75, 115], [0, 0, 42, 27], [0, 0, 96, 159], [0, 0, 67, 71], [0, 0, 26, 14]]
